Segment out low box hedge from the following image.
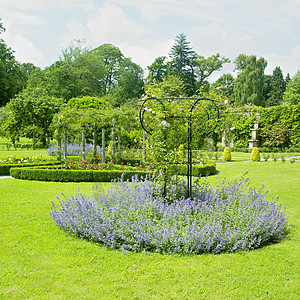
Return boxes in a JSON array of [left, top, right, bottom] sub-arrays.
[[10, 166, 150, 182], [0, 161, 61, 176], [168, 162, 218, 176]]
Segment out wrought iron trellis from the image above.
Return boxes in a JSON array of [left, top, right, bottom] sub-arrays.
[[139, 97, 219, 198]]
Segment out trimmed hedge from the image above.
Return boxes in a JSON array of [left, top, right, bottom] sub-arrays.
[[168, 162, 218, 176], [10, 166, 150, 182], [0, 162, 60, 176]]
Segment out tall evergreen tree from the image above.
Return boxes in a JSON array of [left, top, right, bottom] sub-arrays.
[[169, 33, 196, 96], [263, 74, 272, 103], [266, 66, 285, 106], [233, 54, 267, 107], [285, 73, 291, 87], [283, 70, 300, 105]]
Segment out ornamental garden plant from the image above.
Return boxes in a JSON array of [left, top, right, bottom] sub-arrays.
[[51, 173, 288, 254], [50, 98, 289, 255], [222, 147, 231, 161], [250, 147, 260, 162]]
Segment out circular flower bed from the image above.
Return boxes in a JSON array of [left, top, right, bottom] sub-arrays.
[[51, 174, 288, 254]]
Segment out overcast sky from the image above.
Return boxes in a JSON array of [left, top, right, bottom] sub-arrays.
[[1, 0, 300, 82]]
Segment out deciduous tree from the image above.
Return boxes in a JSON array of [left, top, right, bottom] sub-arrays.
[[234, 54, 267, 107], [0, 22, 27, 106], [3, 87, 63, 145]]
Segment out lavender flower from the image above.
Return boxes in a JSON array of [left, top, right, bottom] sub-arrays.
[[48, 143, 101, 156], [50, 174, 288, 254]]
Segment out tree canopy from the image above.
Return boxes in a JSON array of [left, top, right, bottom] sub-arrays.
[[0, 39, 27, 106], [234, 54, 267, 107], [283, 71, 300, 105], [3, 87, 63, 145], [265, 66, 286, 106], [147, 34, 230, 96]]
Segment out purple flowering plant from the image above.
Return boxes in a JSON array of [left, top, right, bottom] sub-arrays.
[[47, 143, 101, 157], [50, 173, 288, 254]]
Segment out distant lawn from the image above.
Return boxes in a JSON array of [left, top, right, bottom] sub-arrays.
[[1, 161, 299, 299], [0, 137, 52, 159]]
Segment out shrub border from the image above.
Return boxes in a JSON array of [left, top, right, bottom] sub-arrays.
[[10, 166, 150, 182], [169, 162, 218, 176], [0, 161, 60, 176]]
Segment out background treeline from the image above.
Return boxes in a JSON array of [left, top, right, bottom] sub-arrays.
[[0, 18, 300, 149]]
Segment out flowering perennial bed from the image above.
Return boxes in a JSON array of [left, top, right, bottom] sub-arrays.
[[51, 174, 288, 254]]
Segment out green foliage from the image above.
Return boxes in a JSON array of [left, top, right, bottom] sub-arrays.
[[265, 66, 285, 106], [228, 104, 300, 148], [147, 34, 229, 96], [234, 54, 267, 107], [0, 39, 27, 106], [143, 75, 186, 98], [111, 57, 144, 106], [177, 144, 186, 162], [258, 104, 300, 148], [283, 70, 300, 105], [229, 108, 256, 148], [91, 43, 124, 93], [194, 53, 230, 89], [27, 50, 107, 101], [67, 96, 110, 110], [3, 87, 63, 145], [141, 93, 223, 184], [222, 147, 231, 161], [168, 34, 196, 95], [26, 41, 143, 106], [0, 161, 60, 176], [210, 73, 235, 98], [10, 166, 149, 182], [168, 162, 217, 176], [147, 56, 167, 82], [250, 147, 260, 162]]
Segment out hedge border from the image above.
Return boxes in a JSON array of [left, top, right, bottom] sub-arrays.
[[168, 162, 218, 176], [10, 166, 150, 182], [0, 161, 60, 176]]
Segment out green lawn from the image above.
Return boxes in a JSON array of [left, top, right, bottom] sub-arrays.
[[1, 161, 300, 299], [0, 137, 52, 159]]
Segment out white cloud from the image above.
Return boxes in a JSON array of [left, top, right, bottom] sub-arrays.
[[266, 45, 300, 77], [3, 33, 45, 65], [0, 0, 299, 79], [86, 3, 146, 45], [122, 38, 174, 71]]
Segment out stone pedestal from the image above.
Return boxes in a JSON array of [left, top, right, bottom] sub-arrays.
[[248, 114, 260, 149]]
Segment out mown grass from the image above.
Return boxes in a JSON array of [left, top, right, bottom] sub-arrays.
[[1, 161, 300, 299], [0, 137, 51, 158]]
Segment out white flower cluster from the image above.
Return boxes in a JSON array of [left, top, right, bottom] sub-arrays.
[[161, 120, 170, 127]]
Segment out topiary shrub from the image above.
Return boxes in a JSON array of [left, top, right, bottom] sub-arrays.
[[222, 147, 231, 162], [250, 147, 260, 162]]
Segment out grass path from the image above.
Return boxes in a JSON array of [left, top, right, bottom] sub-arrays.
[[1, 162, 299, 299]]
